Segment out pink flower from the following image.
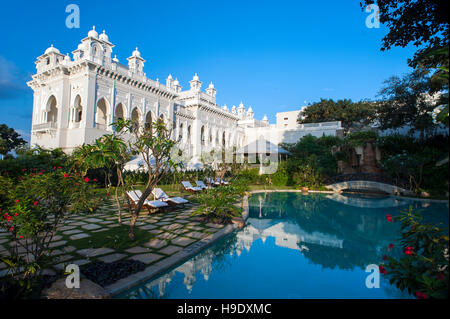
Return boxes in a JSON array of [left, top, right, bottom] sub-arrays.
[[64, 173, 69, 178], [84, 177, 90, 183]]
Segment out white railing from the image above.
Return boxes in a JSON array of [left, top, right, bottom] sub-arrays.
[[95, 123, 108, 130], [32, 122, 57, 131]]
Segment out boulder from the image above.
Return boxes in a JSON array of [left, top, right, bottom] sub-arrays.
[[42, 278, 110, 299], [231, 217, 246, 228]]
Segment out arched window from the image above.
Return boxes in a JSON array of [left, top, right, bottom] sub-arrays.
[[114, 103, 124, 122], [74, 95, 82, 123], [179, 123, 184, 141], [46, 96, 58, 123], [131, 108, 141, 130], [187, 125, 192, 143], [222, 131, 226, 148], [95, 98, 109, 129], [201, 126, 205, 146], [145, 112, 152, 129]]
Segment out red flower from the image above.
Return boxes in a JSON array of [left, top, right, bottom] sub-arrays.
[[57, 166, 62, 169], [21, 168, 27, 172], [382, 255, 388, 261], [415, 292, 429, 299], [436, 273, 445, 281], [39, 172, 43, 175], [33, 201, 39, 206], [404, 246, 414, 255], [7, 216, 11, 222], [9, 227, 13, 232], [387, 243, 394, 250], [15, 200, 19, 203], [84, 177, 90, 183], [75, 182, 79, 186], [19, 236, 23, 239], [93, 178, 98, 182], [53, 166, 57, 170], [386, 214, 393, 222], [64, 173, 69, 178], [15, 213, 18, 216], [106, 193, 110, 197], [379, 265, 387, 274]]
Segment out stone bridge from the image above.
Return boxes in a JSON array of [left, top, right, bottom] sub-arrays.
[[326, 180, 415, 196]]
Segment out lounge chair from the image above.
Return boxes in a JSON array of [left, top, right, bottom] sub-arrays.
[[196, 180, 211, 190], [205, 177, 220, 187], [152, 188, 189, 207], [181, 181, 202, 193], [126, 190, 168, 214], [216, 178, 230, 185]]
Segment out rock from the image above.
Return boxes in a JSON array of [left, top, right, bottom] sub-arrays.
[[232, 217, 246, 228], [421, 191, 431, 198], [42, 278, 110, 299], [301, 187, 309, 192]]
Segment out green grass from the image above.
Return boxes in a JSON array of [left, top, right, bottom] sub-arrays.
[[69, 225, 156, 251]]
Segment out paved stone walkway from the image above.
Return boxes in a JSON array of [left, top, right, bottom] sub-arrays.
[[0, 198, 225, 278]]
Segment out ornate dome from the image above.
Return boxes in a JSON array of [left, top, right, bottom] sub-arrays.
[[192, 73, 199, 81], [132, 47, 141, 58], [99, 30, 109, 42], [44, 44, 60, 55], [208, 82, 214, 89], [88, 26, 99, 39]]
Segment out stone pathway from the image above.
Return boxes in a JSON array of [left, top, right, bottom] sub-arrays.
[[0, 197, 225, 278]]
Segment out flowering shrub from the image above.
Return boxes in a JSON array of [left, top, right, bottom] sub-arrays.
[[0, 168, 98, 296], [380, 206, 449, 299]]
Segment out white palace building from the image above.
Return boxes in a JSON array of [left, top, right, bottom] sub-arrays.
[[28, 27, 342, 162]]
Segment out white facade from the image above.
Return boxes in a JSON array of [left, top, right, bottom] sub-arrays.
[[28, 27, 342, 159]]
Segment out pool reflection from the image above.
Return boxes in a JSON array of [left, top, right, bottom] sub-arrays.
[[117, 193, 448, 299]]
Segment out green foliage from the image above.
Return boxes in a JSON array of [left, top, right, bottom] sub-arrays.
[[0, 168, 97, 297], [0, 146, 69, 179], [382, 206, 448, 299], [0, 124, 26, 156], [298, 99, 376, 133], [270, 162, 289, 186], [192, 184, 245, 224], [377, 71, 439, 140], [378, 134, 449, 195], [344, 131, 378, 147]]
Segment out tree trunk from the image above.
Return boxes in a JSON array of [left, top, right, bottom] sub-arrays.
[[115, 167, 123, 224], [128, 213, 138, 240]]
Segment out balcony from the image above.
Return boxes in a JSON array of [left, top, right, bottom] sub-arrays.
[[32, 122, 57, 134]]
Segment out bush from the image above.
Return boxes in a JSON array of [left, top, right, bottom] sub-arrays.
[[192, 184, 245, 224], [0, 168, 97, 298], [382, 207, 448, 299]]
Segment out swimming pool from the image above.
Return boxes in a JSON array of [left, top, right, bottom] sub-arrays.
[[116, 192, 449, 299]]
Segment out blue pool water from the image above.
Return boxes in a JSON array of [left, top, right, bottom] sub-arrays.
[[116, 192, 449, 299]]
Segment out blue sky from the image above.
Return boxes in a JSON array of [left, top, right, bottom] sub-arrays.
[[0, 0, 418, 141]]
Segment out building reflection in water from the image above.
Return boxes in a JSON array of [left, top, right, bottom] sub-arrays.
[[124, 192, 446, 299]]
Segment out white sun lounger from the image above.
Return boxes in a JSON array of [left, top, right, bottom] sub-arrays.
[[215, 178, 229, 185], [152, 188, 189, 207], [196, 180, 211, 190], [205, 177, 221, 186], [127, 190, 168, 213], [181, 181, 202, 192]]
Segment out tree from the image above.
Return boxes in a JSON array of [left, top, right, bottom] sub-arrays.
[[115, 117, 177, 240], [376, 71, 439, 141], [0, 124, 26, 159], [361, 0, 448, 73], [298, 99, 376, 134]]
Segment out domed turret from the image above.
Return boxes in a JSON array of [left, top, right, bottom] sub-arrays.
[[231, 105, 237, 114], [99, 30, 109, 42], [112, 55, 119, 63], [132, 47, 141, 58], [45, 44, 60, 55], [88, 26, 99, 39]]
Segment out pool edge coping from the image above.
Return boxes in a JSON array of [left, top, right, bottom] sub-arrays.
[[105, 195, 250, 297]]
